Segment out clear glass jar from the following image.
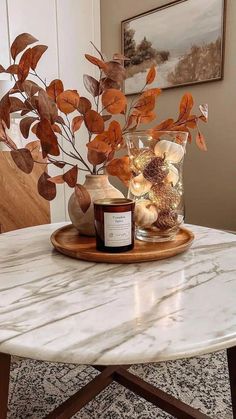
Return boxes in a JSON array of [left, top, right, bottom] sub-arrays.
[[125, 130, 188, 242]]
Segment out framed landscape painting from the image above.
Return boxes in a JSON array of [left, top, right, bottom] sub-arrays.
[[122, 0, 226, 94]]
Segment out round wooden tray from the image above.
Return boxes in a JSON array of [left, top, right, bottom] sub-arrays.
[[51, 224, 194, 264]]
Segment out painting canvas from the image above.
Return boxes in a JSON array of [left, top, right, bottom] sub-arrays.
[[122, 0, 225, 94]]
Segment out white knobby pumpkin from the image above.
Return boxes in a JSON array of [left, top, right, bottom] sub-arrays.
[[129, 173, 152, 197], [166, 164, 179, 186], [135, 200, 158, 227], [154, 140, 184, 163]]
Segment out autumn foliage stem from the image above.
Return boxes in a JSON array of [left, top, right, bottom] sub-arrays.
[[12, 75, 38, 116], [61, 116, 92, 173], [30, 70, 47, 88]]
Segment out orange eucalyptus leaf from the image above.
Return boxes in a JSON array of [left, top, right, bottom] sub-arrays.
[[31, 44, 48, 70], [146, 65, 156, 85], [134, 95, 155, 113], [178, 93, 194, 122], [0, 93, 11, 128], [11, 148, 34, 174], [20, 116, 38, 138], [55, 115, 65, 125], [10, 97, 28, 113], [102, 114, 112, 122], [107, 120, 122, 147], [48, 158, 66, 169], [5, 64, 18, 74], [139, 111, 156, 124], [47, 79, 64, 101], [84, 110, 104, 133], [63, 165, 78, 187], [38, 172, 56, 201], [186, 128, 192, 143], [185, 115, 197, 129], [72, 116, 84, 133], [87, 133, 112, 155], [142, 88, 161, 98], [105, 61, 125, 83], [87, 149, 107, 165], [22, 80, 41, 97], [196, 132, 207, 151], [17, 48, 32, 82], [153, 119, 174, 131], [83, 74, 100, 97], [102, 89, 127, 114], [36, 118, 60, 158], [106, 156, 131, 185], [56, 90, 80, 114], [31, 122, 39, 134], [10, 33, 38, 60], [38, 90, 58, 123], [78, 97, 91, 115], [99, 77, 120, 93], [85, 54, 108, 72], [51, 123, 62, 134]]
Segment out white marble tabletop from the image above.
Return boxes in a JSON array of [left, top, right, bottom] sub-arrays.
[[0, 223, 236, 366]]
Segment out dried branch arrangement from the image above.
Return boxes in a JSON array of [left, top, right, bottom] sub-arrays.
[[0, 33, 208, 201]]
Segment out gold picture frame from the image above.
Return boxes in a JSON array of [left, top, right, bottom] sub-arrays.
[[121, 0, 226, 95]]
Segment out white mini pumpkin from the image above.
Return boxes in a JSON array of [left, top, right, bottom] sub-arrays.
[[135, 200, 158, 228], [129, 173, 152, 197], [154, 140, 184, 163], [166, 164, 179, 186]]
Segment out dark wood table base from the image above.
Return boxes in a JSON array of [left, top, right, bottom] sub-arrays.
[[0, 348, 235, 419]]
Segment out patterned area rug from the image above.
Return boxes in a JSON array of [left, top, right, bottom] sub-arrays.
[[9, 351, 232, 418]]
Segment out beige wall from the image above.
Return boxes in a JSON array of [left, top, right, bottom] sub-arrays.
[[101, 0, 236, 231]]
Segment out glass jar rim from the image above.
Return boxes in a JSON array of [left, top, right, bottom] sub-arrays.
[[124, 129, 189, 136]]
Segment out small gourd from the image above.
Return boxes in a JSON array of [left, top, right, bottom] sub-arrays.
[[129, 173, 152, 197], [135, 200, 158, 228], [166, 164, 179, 186], [154, 140, 184, 163]]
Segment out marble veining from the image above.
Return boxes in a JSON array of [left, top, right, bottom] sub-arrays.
[[0, 223, 236, 365]]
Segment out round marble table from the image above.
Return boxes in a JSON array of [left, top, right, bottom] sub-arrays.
[[0, 223, 236, 419]]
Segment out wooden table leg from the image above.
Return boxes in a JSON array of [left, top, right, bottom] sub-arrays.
[[95, 366, 211, 419], [227, 346, 236, 419], [0, 353, 11, 419], [45, 365, 122, 419]]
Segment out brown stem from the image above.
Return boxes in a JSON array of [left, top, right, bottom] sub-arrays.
[[12, 75, 38, 116], [30, 70, 47, 88], [90, 41, 105, 60], [123, 81, 148, 131], [59, 117, 92, 173], [96, 70, 102, 113]]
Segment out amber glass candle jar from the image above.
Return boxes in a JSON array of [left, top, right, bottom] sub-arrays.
[[94, 198, 135, 253]]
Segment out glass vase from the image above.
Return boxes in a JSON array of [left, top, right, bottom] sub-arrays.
[[125, 130, 188, 242]]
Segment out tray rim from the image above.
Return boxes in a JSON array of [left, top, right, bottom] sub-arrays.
[[50, 224, 194, 264]]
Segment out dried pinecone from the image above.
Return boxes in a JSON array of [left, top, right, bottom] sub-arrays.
[[143, 156, 168, 185], [154, 210, 178, 230], [149, 183, 181, 211]]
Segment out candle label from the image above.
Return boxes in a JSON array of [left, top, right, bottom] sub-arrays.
[[104, 211, 132, 247]]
